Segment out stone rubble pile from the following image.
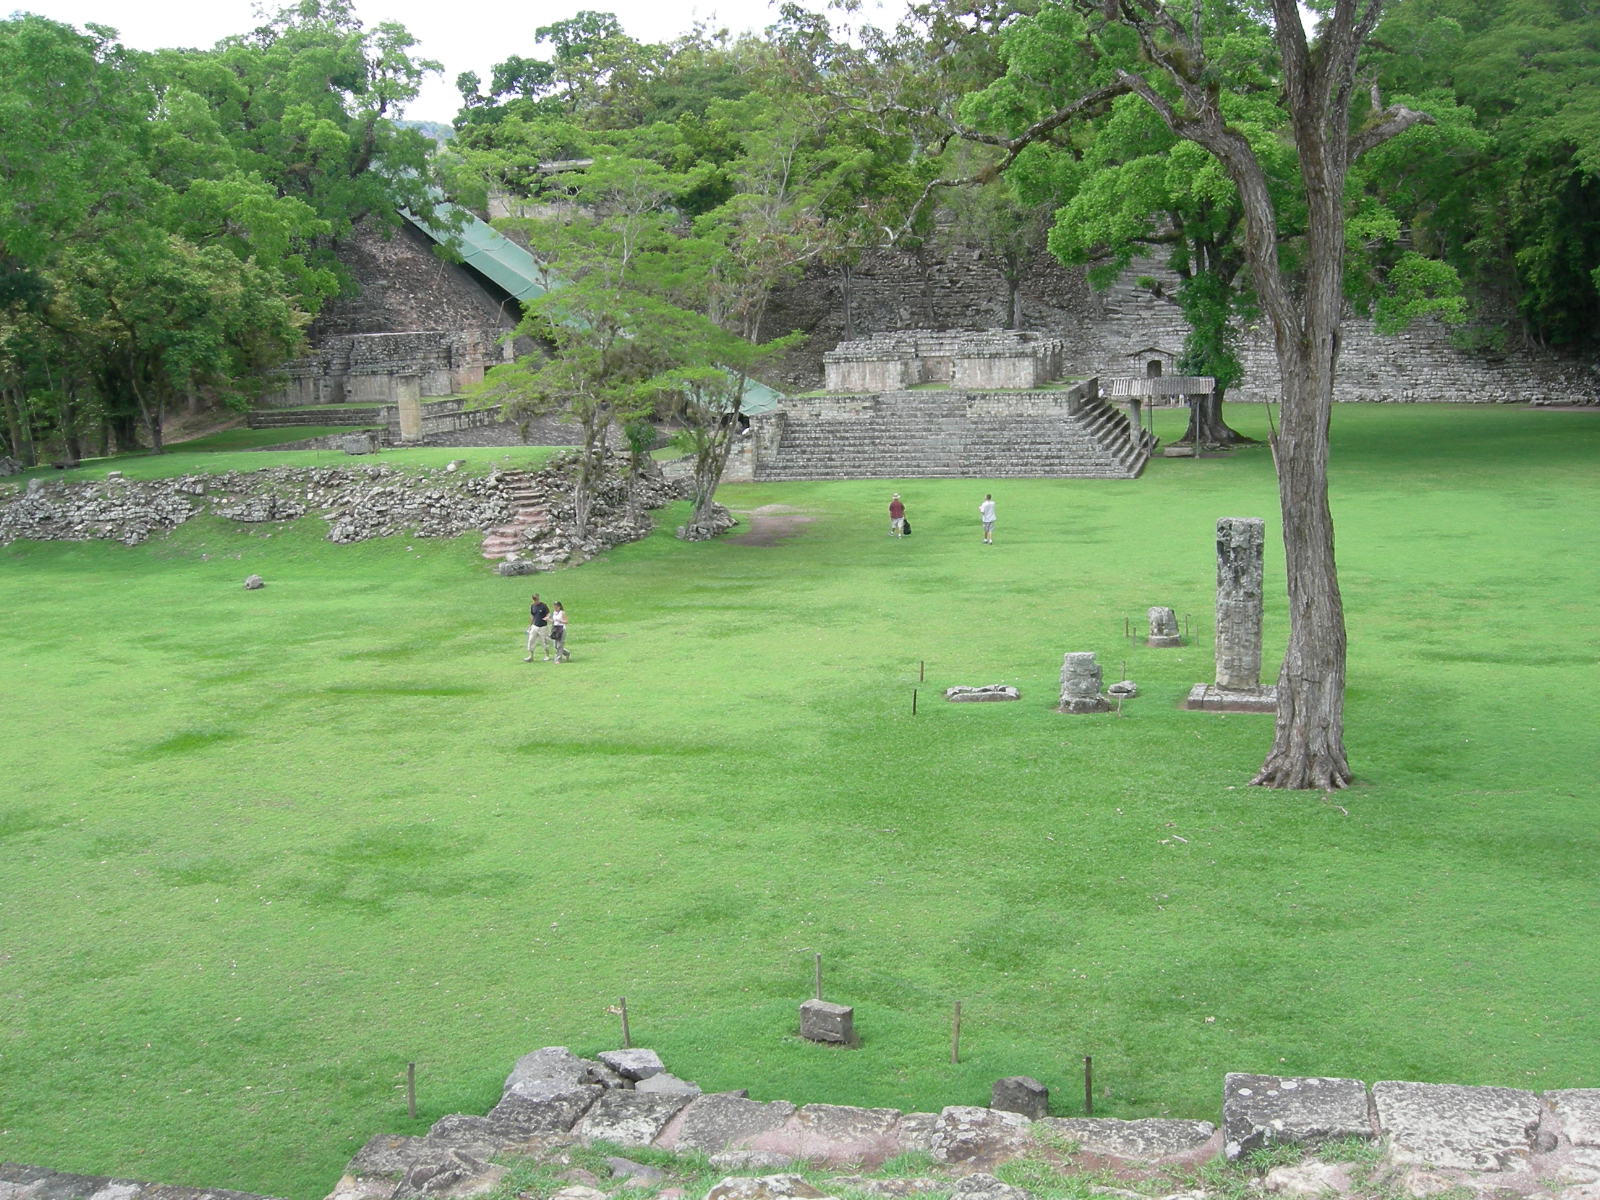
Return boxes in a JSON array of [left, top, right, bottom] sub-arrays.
[[0, 463, 589, 549], [494, 450, 692, 574]]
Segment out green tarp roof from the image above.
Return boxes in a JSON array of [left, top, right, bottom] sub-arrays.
[[401, 199, 784, 416]]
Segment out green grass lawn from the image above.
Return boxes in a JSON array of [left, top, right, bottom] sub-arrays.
[[1, 404, 1595, 1199]]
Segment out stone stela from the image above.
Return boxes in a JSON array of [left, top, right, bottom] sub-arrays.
[[1147, 606, 1182, 647], [1058, 652, 1111, 714], [1185, 517, 1278, 712]]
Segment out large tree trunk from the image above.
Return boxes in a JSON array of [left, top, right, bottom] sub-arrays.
[[1252, 339, 1351, 789], [1180, 390, 1254, 446], [2, 386, 37, 465], [1250, 140, 1352, 790]]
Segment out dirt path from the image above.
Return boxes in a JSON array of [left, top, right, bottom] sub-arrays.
[[725, 503, 817, 546]]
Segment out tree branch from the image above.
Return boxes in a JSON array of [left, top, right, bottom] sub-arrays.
[[1348, 103, 1432, 162]]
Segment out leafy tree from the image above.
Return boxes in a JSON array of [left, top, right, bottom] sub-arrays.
[[1369, 0, 1599, 349], [153, 0, 444, 251], [950, 0, 1445, 789], [0, 8, 409, 458]]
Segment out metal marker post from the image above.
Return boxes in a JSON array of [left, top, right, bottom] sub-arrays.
[[951, 1002, 962, 1063], [619, 996, 631, 1048], [814, 953, 823, 1001], [1084, 1055, 1093, 1115], [407, 1062, 417, 1120]]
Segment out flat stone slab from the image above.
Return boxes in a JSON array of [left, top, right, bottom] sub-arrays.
[[1223, 1074, 1372, 1159], [704, 1175, 829, 1200], [826, 1178, 949, 1197], [1373, 1080, 1542, 1170], [1038, 1117, 1217, 1161], [574, 1089, 696, 1147], [1183, 684, 1278, 713], [746, 1103, 907, 1166], [945, 686, 1020, 702], [896, 1112, 941, 1155], [930, 1106, 1033, 1167], [949, 1173, 1031, 1200], [0, 1164, 286, 1200], [1549, 1090, 1600, 1147], [637, 1071, 702, 1095], [503, 1046, 594, 1102], [665, 1094, 801, 1153], [599, 1048, 666, 1082]]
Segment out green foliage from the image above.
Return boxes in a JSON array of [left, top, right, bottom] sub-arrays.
[[1370, 0, 1600, 347], [0, 3, 443, 462]]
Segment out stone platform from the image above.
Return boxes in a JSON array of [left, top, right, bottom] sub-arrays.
[[1182, 683, 1278, 712]]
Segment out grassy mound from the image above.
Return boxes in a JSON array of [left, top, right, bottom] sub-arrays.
[[0, 404, 1594, 1199]]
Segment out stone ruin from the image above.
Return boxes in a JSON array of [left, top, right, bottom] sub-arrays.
[[1147, 606, 1182, 647], [18, 1045, 1600, 1200], [823, 330, 1068, 393], [260, 328, 512, 410], [1185, 516, 1278, 712], [1057, 652, 1111, 713]]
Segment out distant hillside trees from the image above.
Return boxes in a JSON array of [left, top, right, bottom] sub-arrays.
[[0, 1, 443, 461]]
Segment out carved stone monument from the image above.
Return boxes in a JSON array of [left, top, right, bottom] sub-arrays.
[[396, 372, 424, 443], [1147, 606, 1181, 647], [1057, 652, 1110, 713], [1184, 517, 1277, 712]]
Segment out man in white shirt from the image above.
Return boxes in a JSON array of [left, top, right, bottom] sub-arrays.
[[979, 494, 996, 544]]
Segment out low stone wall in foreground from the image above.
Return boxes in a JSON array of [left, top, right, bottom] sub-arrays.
[[9, 1048, 1600, 1200]]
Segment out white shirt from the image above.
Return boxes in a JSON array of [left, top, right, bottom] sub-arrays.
[[979, 499, 996, 523]]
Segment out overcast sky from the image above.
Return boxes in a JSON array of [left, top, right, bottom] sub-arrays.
[[10, 0, 893, 123]]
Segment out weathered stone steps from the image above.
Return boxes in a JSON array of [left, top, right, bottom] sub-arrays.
[[480, 469, 550, 560]]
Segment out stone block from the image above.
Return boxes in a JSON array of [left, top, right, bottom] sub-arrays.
[[485, 1089, 599, 1133], [599, 1048, 666, 1081], [244, 574, 265, 590], [502, 1046, 593, 1103], [1222, 1074, 1372, 1160], [704, 1175, 827, 1200], [949, 1175, 1030, 1200], [573, 1089, 694, 1147], [800, 998, 855, 1044], [1038, 1117, 1217, 1161], [669, 1094, 800, 1153], [753, 1103, 906, 1164], [1549, 1090, 1600, 1147], [991, 1077, 1049, 1120], [341, 433, 379, 455], [1058, 652, 1110, 713], [1373, 1080, 1542, 1170], [1147, 606, 1182, 647], [636, 1072, 702, 1095], [945, 685, 1020, 702], [930, 1106, 1033, 1167]]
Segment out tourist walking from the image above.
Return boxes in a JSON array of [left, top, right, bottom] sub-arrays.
[[889, 493, 906, 538], [979, 494, 996, 544], [525, 593, 552, 661], [551, 601, 569, 662]]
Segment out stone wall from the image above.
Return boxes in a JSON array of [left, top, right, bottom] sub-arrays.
[[260, 329, 513, 410], [761, 229, 1598, 404]]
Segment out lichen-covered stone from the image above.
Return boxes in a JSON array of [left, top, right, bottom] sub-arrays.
[[1222, 1074, 1371, 1159], [1374, 1080, 1542, 1171]]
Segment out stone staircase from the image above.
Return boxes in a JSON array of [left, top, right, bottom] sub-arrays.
[[246, 406, 386, 429], [755, 391, 1154, 481], [480, 469, 549, 560]]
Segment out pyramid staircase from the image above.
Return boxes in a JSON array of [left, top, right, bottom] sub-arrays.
[[480, 470, 549, 560], [755, 390, 1154, 480]]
